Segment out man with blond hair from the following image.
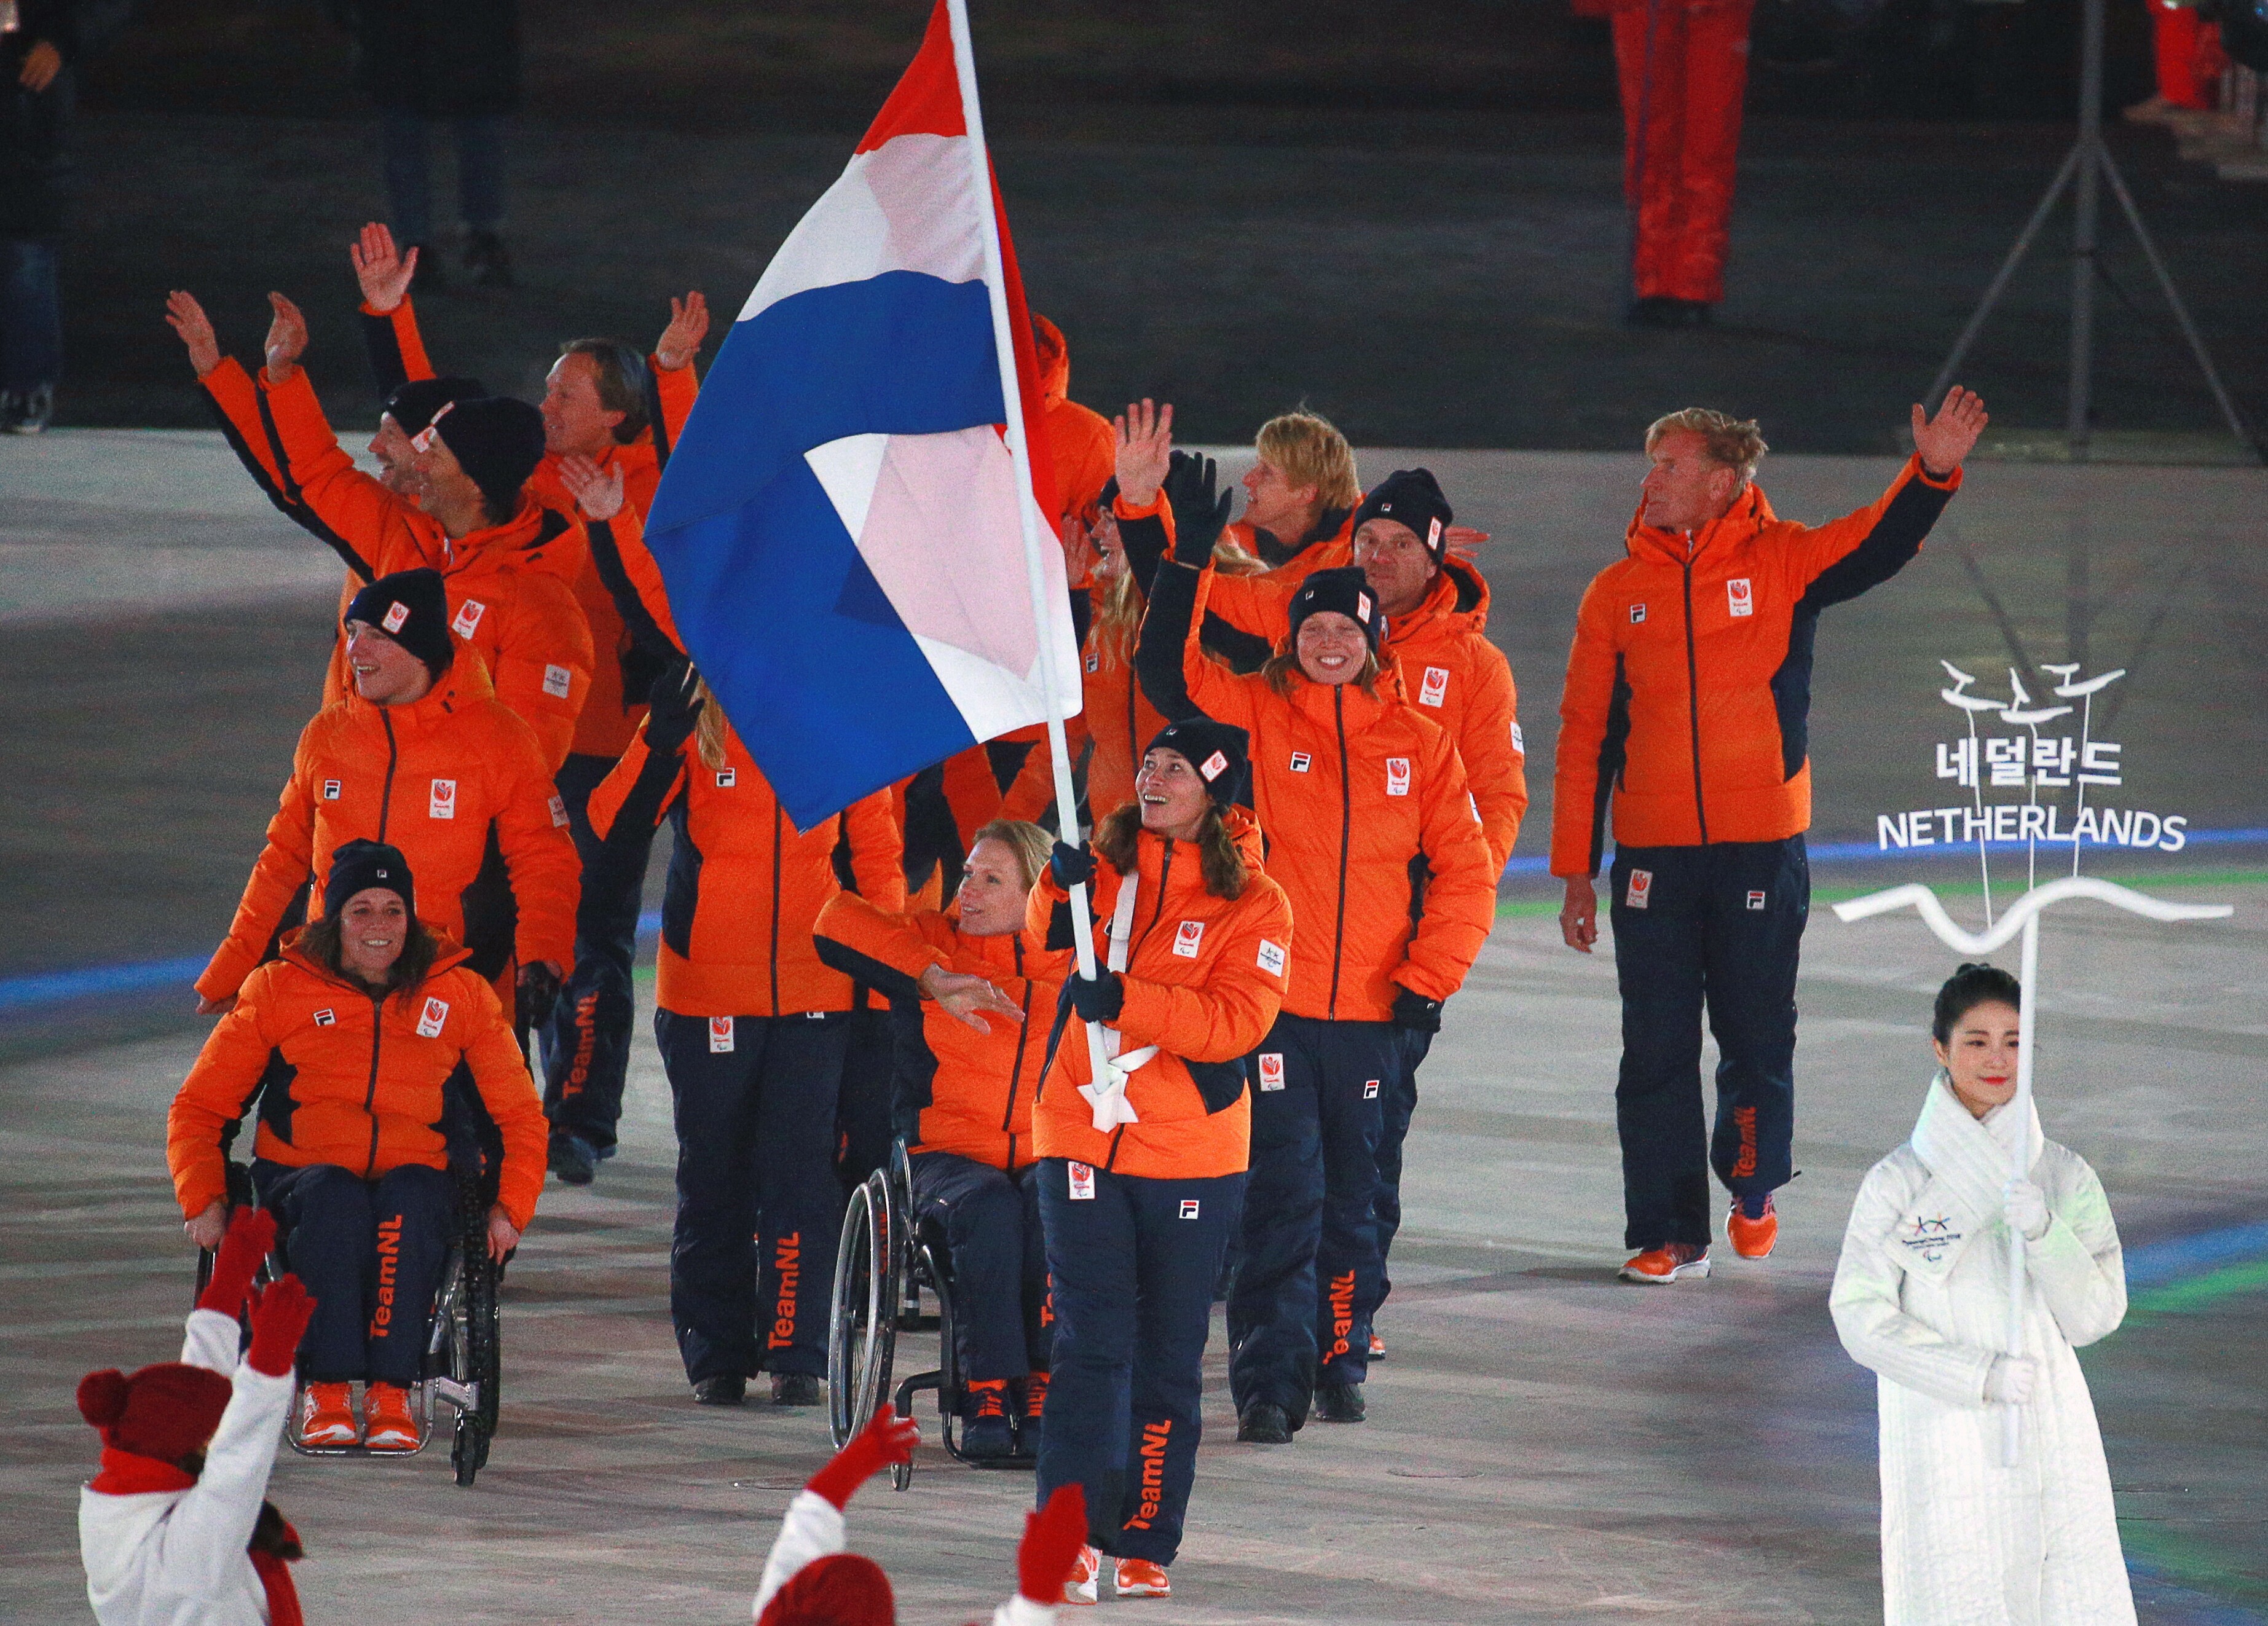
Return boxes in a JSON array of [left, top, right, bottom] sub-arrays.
[[1227, 409, 1364, 568], [1551, 389, 1989, 1283]]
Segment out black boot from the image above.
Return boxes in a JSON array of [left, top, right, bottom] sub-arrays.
[[1313, 1381, 1366, 1423], [1237, 1401, 1294, 1443], [771, 1372, 824, 1407], [691, 1374, 745, 1407], [464, 229, 516, 289]]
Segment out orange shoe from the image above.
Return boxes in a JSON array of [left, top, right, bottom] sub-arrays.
[[1114, 1558, 1171, 1599], [1620, 1243, 1710, 1284], [1063, 1544, 1101, 1606], [1727, 1194, 1779, 1260], [1023, 1370, 1049, 1421], [363, 1382, 420, 1451], [298, 1381, 358, 1446]]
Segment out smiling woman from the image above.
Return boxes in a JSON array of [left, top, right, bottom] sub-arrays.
[[1830, 962, 2136, 1626], [166, 841, 549, 1453]]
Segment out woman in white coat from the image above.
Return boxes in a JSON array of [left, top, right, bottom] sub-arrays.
[[1830, 962, 2133, 1626]]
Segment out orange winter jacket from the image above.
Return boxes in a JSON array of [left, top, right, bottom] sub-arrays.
[[1031, 315, 1116, 530], [1138, 561, 1499, 1023], [197, 646, 580, 1005], [999, 607, 1167, 829], [1204, 552, 1528, 875], [169, 932, 548, 1231], [364, 296, 703, 760], [256, 364, 604, 772], [1549, 456, 1959, 876], [813, 893, 1071, 1172], [1028, 809, 1292, 1179], [589, 714, 905, 1017]]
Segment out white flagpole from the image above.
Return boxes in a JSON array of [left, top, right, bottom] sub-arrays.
[[2002, 909, 2040, 1466], [945, 0, 1117, 1112]]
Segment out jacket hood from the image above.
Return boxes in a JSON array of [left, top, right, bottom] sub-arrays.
[[1622, 481, 1780, 567], [277, 924, 475, 986], [451, 497, 575, 575], [1220, 803, 1267, 869], [1032, 314, 1070, 407]]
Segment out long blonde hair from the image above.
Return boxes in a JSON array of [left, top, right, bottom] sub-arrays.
[[692, 677, 731, 770], [1091, 535, 1266, 669]]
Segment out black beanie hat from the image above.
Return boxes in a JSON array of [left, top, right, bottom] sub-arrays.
[[1286, 565, 1384, 649], [427, 396, 546, 513], [344, 567, 455, 683], [384, 374, 487, 438], [1146, 718, 1251, 807], [323, 839, 415, 924], [1350, 468, 1454, 562]]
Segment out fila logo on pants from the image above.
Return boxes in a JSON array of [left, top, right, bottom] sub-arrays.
[[709, 1016, 734, 1053], [1256, 1053, 1285, 1093], [1068, 1160, 1096, 1200], [1626, 869, 1653, 909], [765, 1231, 802, 1349]]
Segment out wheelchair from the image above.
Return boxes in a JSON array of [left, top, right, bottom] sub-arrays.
[[826, 1140, 1037, 1490], [194, 1160, 503, 1487]]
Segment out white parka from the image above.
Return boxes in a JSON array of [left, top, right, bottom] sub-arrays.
[[79, 1307, 293, 1626], [1830, 1077, 2134, 1626]]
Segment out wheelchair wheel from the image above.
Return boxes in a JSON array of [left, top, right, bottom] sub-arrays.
[[827, 1171, 900, 1449], [443, 1223, 501, 1486]]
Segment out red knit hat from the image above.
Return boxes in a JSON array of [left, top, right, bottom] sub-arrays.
[[757, 1554, 896, 1626], [77, 1363, 233, 1463]]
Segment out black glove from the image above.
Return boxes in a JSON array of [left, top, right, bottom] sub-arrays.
[[645, 659, 705, 755], [1067, 970, 1124, 1023], [1162, 451, 1233, 566], [517, 961, 562, 1027], [1390, 987, 1443, 1034], [1049, 840, 1095, 890]]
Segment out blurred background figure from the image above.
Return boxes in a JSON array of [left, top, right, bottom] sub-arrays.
[[1, 0, 124, 431], [2125, 0, 2229, 123], [342, 0, 522, 290], [1608, 0, 1756, 328]]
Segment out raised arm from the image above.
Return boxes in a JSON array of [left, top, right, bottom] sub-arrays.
[[841, 786, 909, 912], [351, 223, 433, 396], [1780, 390, 1985, 602]]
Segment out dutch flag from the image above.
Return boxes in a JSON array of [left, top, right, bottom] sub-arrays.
[[644, 0, 1082, 827]]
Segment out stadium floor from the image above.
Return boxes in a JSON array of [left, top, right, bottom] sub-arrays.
[[4, 433, 2264, 1622]]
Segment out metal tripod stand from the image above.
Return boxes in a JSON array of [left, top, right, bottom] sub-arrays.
[[1926, 0, 2259, 462]]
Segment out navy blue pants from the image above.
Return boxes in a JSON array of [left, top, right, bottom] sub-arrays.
[[655, 1008, 849, 1381], [541, 752, 654, 1154], [253, 1161, 452, 1386], [1367, 1026, 1431, 1327], [1608, 836, 1808, 1250], [909, 1152, 1051, 1382], [2, 237, 61, 393], [1227, 1013, 1400, 1423], [379, 109, 506, 240], [1037, 1159, 1242, 1567]]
